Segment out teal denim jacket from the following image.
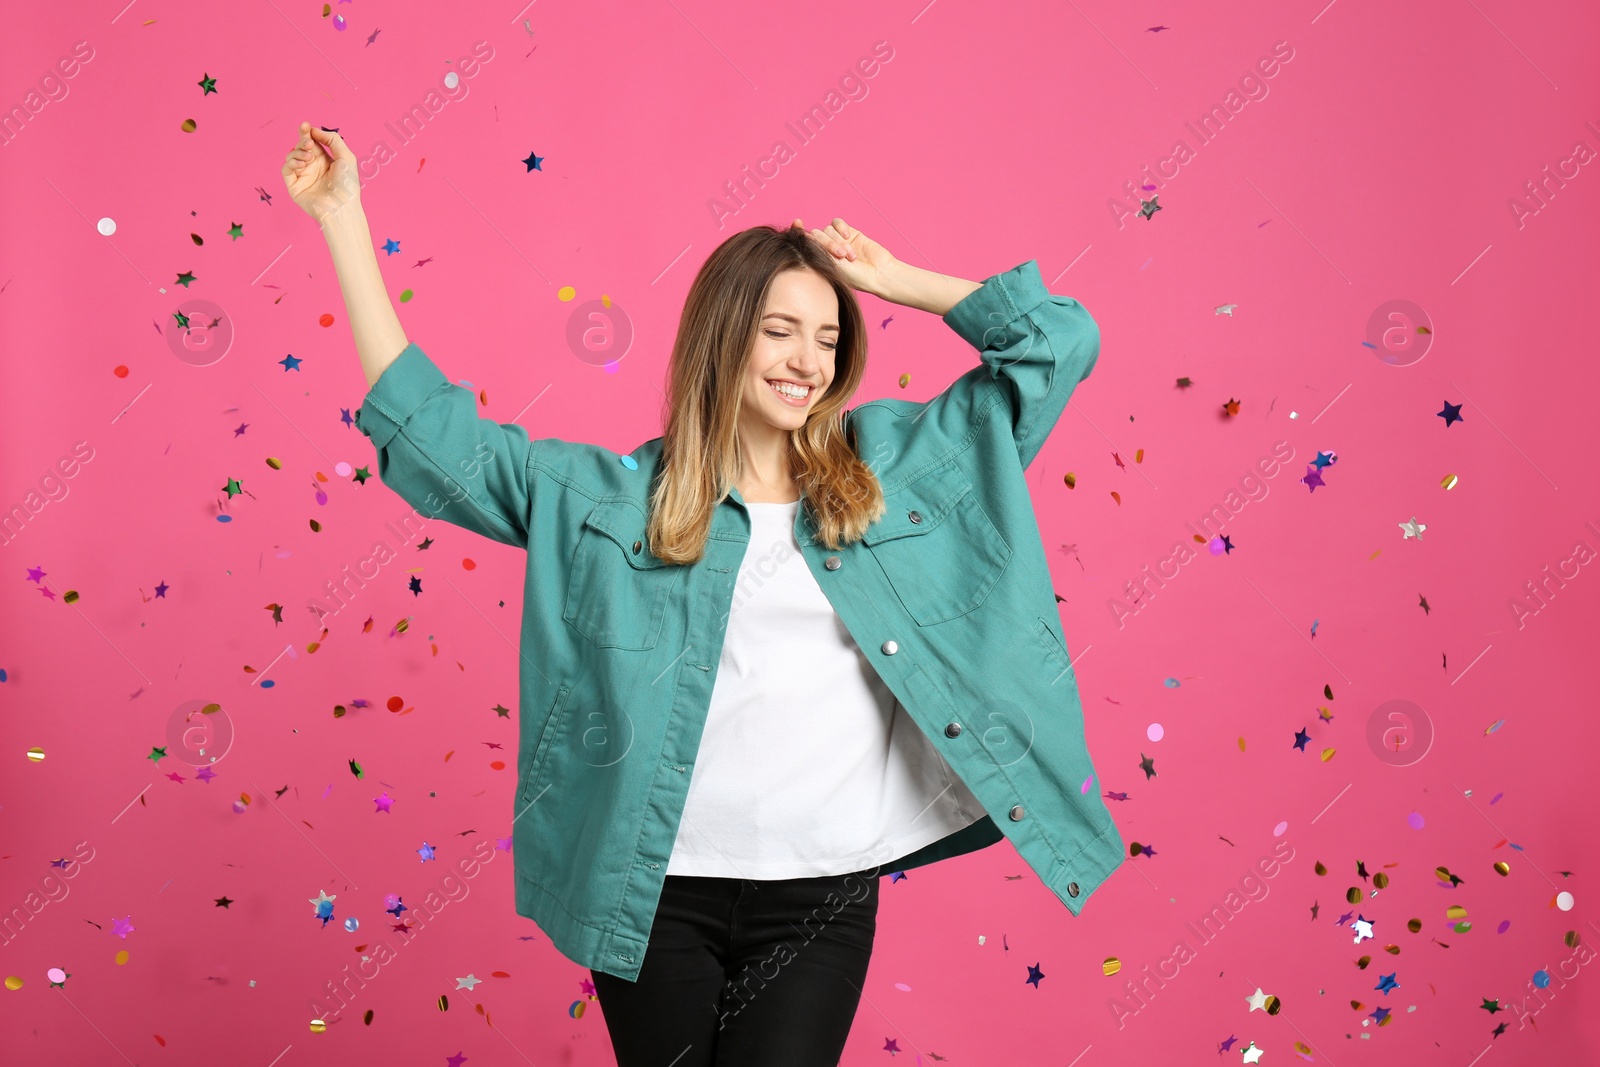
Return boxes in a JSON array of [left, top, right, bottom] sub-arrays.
[[355, 258, 1123, 981]]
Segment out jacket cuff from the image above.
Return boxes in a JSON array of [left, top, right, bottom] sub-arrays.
[[353, 342, 449, 450], [942, 259, 1062, 349]]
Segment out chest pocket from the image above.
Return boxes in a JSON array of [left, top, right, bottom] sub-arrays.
[[861, 460, 1010, 625], [563, 500, 682, 650]]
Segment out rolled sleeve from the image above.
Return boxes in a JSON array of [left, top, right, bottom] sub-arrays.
[[940, 259, 1102, 470], [354, 342, 534, 548]]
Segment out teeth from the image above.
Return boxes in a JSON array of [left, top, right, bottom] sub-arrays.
[[769, 381, 810, 399]]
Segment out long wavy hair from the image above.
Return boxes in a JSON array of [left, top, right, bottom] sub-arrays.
[[646, 223, 886, 565]]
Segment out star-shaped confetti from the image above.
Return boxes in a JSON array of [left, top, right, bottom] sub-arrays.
[[1245, 987, 1270, 1012], [175, 271, 196, 288], [1311, 450, 1336, 469], [1398, 516, 1426, 540], [1025, 962, 1045, 987], [1139, 753, 1157, 779], [148, 746, 168, 763], [352, 465, 372, 485], [280, 353, 302, 371], [1301, 466, 1325, 492], [196, 765, 217, 783], [418, 842, 436, 862], [221, 478, 243, 498], [154, 580, 170, 597], [111, 915, 135, 939], [1221, 397, 1241, 416], [1241, 1040, 1264, 1064], [1375, 972, 1399, 994], [198, 73, 217, 94], [1437, 401, 1463, 427], [1293, 728, 1311, 751], [374, 792, 394, 813], [1481, 997, 1502, 1014], [446, 1052, 468, 1067], [522, 151, 544, 171], [455, 974, 482, 990], [1419, 594, 1430, 614], [408, 575, 423, 596], [215, 896, 233, 908], [382, 238, 400, 255], [1139, 194, 1162, 219], [1310, 901, 1319, 920], [1370, 1005, 1391, 1025], [1352, 915, 1374, 943], [228, 222, 243, 240], [1215, 303, 1238, 316]]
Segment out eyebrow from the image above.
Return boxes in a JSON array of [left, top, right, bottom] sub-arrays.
[[762, 312, 839, 332]]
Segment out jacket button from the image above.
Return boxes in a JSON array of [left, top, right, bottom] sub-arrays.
[[825, 555, 841, 570], [1067, 881, 1080, 898], [1008, 805, 1026, 821], [908, 510, 922, 524], [944, 722, 962, 738], [881, 640, 899, 655], [632, 540, 642, 554]]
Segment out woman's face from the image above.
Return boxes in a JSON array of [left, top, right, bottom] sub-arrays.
[[739, 267, 840, 433]]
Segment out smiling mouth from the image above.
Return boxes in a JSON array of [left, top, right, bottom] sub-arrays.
[[767, 380, 814, 404]]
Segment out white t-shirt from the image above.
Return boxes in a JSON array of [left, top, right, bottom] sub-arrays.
[[666, 499, 986, 880]]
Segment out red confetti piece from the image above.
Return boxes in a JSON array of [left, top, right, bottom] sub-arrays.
[[387, 696, 404, 712], [318, 313, 335, 327], [114, 365, 130, 378]]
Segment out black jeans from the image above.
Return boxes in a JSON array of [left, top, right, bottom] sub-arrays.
[[590, 867, 881, 1067]]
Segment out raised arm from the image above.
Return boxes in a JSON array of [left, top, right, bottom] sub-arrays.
[[284, 122, 534, 547]]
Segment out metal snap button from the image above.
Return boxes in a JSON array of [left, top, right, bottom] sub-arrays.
[[908, 510, 922, 524], [1008, 805, 1026, 821], [945, 723, 962, 738], [632, 540, 642, 554], [1067, 882, 1080, 897], [825, 555, 841, 570], [881, 640, 899, 655]]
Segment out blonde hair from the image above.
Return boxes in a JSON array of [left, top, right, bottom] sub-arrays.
[[646, 223, 886, 565]]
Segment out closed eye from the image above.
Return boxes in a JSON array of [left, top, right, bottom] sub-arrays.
[[765, 329, 837, 350]]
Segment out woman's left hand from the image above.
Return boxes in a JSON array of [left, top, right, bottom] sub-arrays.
[[792, 217, 898, 299]]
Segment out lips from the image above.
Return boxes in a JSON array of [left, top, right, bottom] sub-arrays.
[[767, 380, 813, 405]]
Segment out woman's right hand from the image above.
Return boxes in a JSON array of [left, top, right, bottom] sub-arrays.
[[282, 121, 360, 223]]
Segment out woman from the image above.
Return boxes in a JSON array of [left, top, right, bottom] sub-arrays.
[[284, 120, 1121, 1067]]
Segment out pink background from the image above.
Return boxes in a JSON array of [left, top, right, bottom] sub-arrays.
[[2, 1, 1597, 1063]]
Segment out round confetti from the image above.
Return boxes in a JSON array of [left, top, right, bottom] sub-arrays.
[[568, 999, 586, 1018], [1407, 918, 1422, 932], [399, 289, 414, 303], [893, 982, 912, 991], [318, 313, 335, 327], [1493, 861, 1510, 876], [1237, 736, 1247, 752], [260, 678, 273, 688], [115, 950, 129, 965], [1407, 811, 1424, 830], [1346, 887, 1362, 904], [387, 696, 405, 712], [217, 515, 233, 523], [1441, 473, 1458, 490], [1163, 678, 1180, 688], [5, 976, 22, 990], [1374, 873, 1389, 889], [344, 917, 360, 932], [46, 968, 65, 984], [463, 558, 477, 570], [1272, 820, 1288, 837], [309, 1019, 327, 1034], [97, 217, 117, 236], [444, 71, 460, 89], [1147, 723, 1164, 742], [898, 373, 911, 388], [1319, 747, 1337, 762], [1447, 905, 1468, 919], [1497, 920, 1511, 933], [1454, 921, 1472, 933], [1207, 537, 1226, 556], [1103, 957, 1122, 976], [335, 461, 352, 477], [437, 994, 449, 1011], [1533, 969, 1551, 988], [1565, 931, 1581, 948], [232, 800, 247, 813], [333, 14, 346, 30], [620, 455, 639, 470], [1556, 891, 1575, 911], [558, 286, 577, 302], [114, 364, 129, 378], [27, 747, 45, 763], [181, 118, 197, 133]]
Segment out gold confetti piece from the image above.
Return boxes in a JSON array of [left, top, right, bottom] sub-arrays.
[[1417, 326, 1431, 334], [1493, 861, 1510, 876], [1347, 887, 1362, 904], [1063, 473, 1076, 489], [1103, 957, 1122, 976], [115, 950, 129, 965], [437, 994, 449, 1011], [898, 373, 911, 388], [1446, 905, 1469, 919], [1350, 999, 1366, 1010], [201, 703, 221, 715], [309, 1019, 327, 1034], [267, 457, 282, 470], [1356, 956, 1371, 969], [1110, 491, 1121, 505], [1383, 943, 1401, 955], [309, 519, 322, 533], [1237, 736, 1246, 752], [1265, 995, 1282, 1015], [1134, 448, 1144, 463], [1566, 930, 1580, 948], [27, 747, 45, 763], [1374, 873, 1389, 889], [5, 976, 22, 990], [1315, 861, 1327, 876], [1320, 747, 1336, 762], [479, 389, 488, 407], [1368, 548, 1382, 560], [181, 119, 197, 133], [1441, 473, 1457, 490], [63, 590, 80, 604], [395, 618, 410, 635], [363, 1010, 374, 1025], [1407, 918, 1422, 932]]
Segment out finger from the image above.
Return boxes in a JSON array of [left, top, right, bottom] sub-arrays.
[[309, 126, 355, 163]]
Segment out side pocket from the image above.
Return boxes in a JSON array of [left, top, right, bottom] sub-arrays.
[[1034, 617, 1077, 690], [520, 684, 571, 807]]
